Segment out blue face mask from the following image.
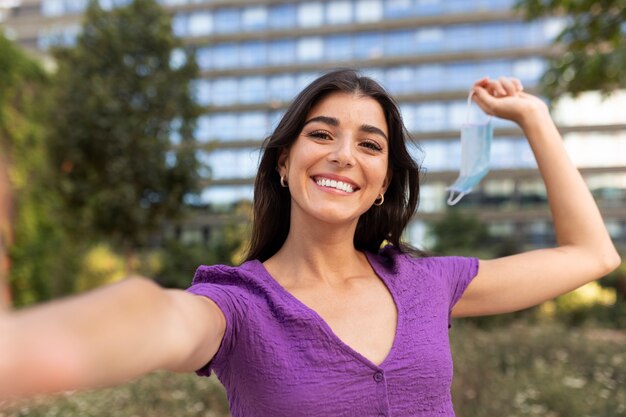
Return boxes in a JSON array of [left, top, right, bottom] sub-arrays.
[[446, 91, 493, 206]]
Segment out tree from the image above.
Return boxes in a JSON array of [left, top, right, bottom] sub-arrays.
[[427, 210, 491, 257], [47, 0, 201, 264], [516, 0, 626, 98], [0, 32, 74, 306]]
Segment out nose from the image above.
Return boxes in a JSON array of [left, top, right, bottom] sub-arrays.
[[328, 137, 356, 167]]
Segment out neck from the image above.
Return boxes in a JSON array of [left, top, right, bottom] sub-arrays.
[[266, 211, 370, 286]]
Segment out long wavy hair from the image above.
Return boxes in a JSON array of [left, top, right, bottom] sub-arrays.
[[245, 69, 424, 262]]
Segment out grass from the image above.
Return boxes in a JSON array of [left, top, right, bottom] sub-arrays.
[[1, 321, 624, 417]]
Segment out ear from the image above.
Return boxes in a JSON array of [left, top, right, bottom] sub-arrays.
[[276, 147, 290, 178]]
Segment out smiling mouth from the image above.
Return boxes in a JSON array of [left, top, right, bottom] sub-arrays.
[[313, 177, 357, 193]]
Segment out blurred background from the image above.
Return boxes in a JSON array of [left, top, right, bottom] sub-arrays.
[[0, 0, 625, 416]]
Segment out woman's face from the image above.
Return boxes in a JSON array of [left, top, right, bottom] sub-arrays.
[[278, 92, 390, 226]]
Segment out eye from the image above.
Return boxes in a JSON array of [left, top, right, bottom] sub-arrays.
[[360, 140, 383, 152], [308, 130, 332, 140]]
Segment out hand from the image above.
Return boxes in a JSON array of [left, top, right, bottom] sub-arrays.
[[471, 76, 550, 127]]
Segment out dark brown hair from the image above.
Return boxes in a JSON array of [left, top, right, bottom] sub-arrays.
[[245, 69, 424, 262]]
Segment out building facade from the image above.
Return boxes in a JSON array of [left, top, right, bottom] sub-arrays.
[[3, 0, 626, 250]]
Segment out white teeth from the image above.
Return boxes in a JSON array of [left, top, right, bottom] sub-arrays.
[[315, 178, 354, 193]]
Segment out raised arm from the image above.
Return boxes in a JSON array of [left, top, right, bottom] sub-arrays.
[[0, 277, 225, 400], [452, 77, 621, 317]]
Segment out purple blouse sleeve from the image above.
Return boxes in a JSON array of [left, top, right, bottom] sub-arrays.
[[186, 266, 247, 376], [446, 256, 480, 309], [441, 256, 479, 327]]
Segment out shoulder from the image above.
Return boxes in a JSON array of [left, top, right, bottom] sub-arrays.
[[373, 245, 477, 277]]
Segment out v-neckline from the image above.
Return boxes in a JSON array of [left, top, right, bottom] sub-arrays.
[[254, 251, 401, 369]]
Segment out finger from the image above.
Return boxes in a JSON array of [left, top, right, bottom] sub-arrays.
[[471, 86, 496, 116], [490, 80, 507, 97], [499, 76, 517, 96], [473, 76, 490, 88], [512, 78, 524, 92]]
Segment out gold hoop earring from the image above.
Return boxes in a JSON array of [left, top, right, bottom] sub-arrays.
[[280, 175, 288, 188], [374, 194, 384, 206]]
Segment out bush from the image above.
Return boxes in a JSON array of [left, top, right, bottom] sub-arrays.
[[1, 322, 624, 416]]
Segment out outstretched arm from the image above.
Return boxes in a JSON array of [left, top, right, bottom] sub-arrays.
[[452, 77, 621, 317], [0, 277, 225, 400]]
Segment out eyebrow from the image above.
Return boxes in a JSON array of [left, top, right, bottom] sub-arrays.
[[303, 115, 388, 142]]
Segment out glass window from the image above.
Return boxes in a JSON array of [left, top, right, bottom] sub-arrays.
[[414, 27, 443, 53], [169, 48, 187, 70], [297, 2, 324, 28], [196, 46, 212, 70], [241, 6, 267, 31], [239, 77, 267, 104], [297, 37, 324, 62], [414, 65, 444, 92], [354, 32, 384, 59], [212, 43, 239, 69], [415, 103, 447, 132], [213, 8, 240, 34], [198, 185, 254, 206], [296, 72, 320, 91], [239, 41, 267, 68], [543, 17, 566, 42], [64, 0, 87, 14], [482, 23, 511, 49], [188, 11, 213, 37], [481, 60, 513, 80], [444, 0, 476, 13], [192, 79, 211, 106], [512, 58, 546, 85], [384, 0, 413, 18], [566, 132, 626, 168], [446, 62, 479, 91], [326, 35, 353, 61], [269, 4, 297, 29], [270, 110, 285, 131], [385, 67, 415, 95], [238, 112, 269, 140], [448, 100, 468, 130], [268, 40, 296, 65], [400, 104, 418, 133], [42, 0, 65, 16], [211, 78, 238, 106], [210, 113, 238, 141], [421, 140, 459, 171], [201, 149, 260, 180], [355, 0, 383, 22], [445, 24, 477, 52], [171, 14, 188, 37], [326, 1, 352, 25], [195, 115, 211, 143], [415, 0, 443, 15], [269, 74, 296, 102], [386, 30, 415, 56]]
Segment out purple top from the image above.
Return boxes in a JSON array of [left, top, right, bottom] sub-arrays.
[[186, 247, 478, 417]]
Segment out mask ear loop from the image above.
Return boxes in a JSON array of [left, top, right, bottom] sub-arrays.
[[446, 90, 492, 206]]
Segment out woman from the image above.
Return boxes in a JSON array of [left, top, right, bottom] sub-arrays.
[[0, 69, 620, 416]]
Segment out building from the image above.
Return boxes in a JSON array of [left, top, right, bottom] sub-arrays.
[[3, 0, 626, 250]]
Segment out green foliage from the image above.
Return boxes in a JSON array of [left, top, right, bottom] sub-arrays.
[[451, 322, 626, 416], [427, 210, 491, 256], [47, 0, 201, 252], [0, 32, 80, 306], [600, 259, 626, 302], [155, 218, 250, 289], [2, 323, 623, 417], [516, 0, 626, 98]]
